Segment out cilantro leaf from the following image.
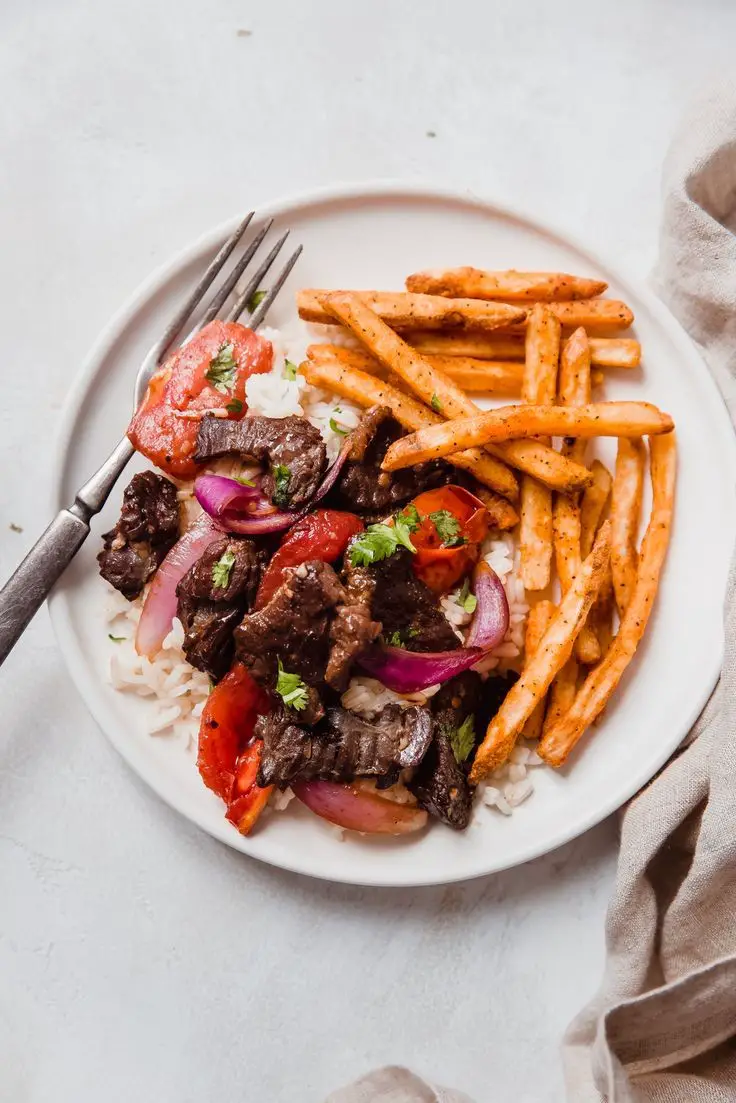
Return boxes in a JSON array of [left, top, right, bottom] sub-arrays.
[[205, 342, 238, 394], [211, 549, 236, 590], [108, 634, 126, 643], [329, 416, 348, 436], [386, 627, 418, 648], [247, 288, 268, 313], [226, 398, 243, 414], [284, 359, 298, 381], [458, 578, 477, 614], [272, 464, 291, 508], [449, 715, 476, 764], [233, 473, 256, 486], [396, 503, 421, 532], [430, 509, 464, 547], [430, 393, 443, 413], [349, 518, 416, 567], [276, 658, 309, 711]]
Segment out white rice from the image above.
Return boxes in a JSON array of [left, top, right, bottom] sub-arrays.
[[104, 320, 538, 825]]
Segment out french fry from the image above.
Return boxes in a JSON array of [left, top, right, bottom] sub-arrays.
[[497, 298, 634, 333], [520, 600, 555, 740], [405, 266, 608, 302], [580, 460, 613, 557], [322, 293, 593, 494], [610, 438, 646, 615], [300, 353, 518, 527], [519, 305, 560, 590], [469, 522, 612, 781], [538, 435, 676, 767], [544, 658, 579, 736], [308, 343, 524, 395], [297, 289, 526, 332], [404, 331, 641, 370], [381, 402, 675, 470]]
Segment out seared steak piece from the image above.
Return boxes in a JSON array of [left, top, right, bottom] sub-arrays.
[[98, 471, 179, 599], [325, 567, 382, 692], [235, 560, 345, 723], [256, 703, 433, 787], [345, 405, 391, 462], [195, 414, 326, 508], [176, 535, 264, 680], [332, 416, 452, 514]]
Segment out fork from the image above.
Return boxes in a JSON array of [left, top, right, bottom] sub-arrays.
[[0, 212, 302, 666]]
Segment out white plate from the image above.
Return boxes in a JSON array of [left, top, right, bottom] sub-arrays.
[[49, 183, 735, 887]]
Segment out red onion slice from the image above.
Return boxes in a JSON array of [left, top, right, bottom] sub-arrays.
[[358, 645, 485, 694], [293, 781, 428, 835], [307, 433, 354, 508], [135, 514, 221, 658], [194, 473, 297, 534], [465, 561, 509, 651]]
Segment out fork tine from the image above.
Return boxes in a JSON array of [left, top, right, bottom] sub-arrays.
[[227, 230, 291, 323], [156, 211, 254, 360], [199, 217, 274, 326], [248, 246, 304, 330]]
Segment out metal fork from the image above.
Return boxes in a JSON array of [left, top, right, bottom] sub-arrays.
[[0, 213, 302, 666]]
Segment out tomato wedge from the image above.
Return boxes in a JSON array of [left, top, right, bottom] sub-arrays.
[[128, 320, 272, 477], [255, 509, 364, 609], [197, 663, 269, 802], [407, 485, 490, 593]]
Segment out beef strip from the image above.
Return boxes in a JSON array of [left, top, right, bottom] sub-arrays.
[[175, 535, 264, 680], [357, 549, 461, 653], [98, 471, 179, 600], [194, 414, 327, 508], [234, 560, 345, 724], [331, 416, 454, 514], [325, 566, 382, 691], [256, 702, 433, 787]]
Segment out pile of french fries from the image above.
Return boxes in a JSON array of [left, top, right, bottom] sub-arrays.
[[296, 266, 676, 782]]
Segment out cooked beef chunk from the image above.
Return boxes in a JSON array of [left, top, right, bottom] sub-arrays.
[[235, 560, 345, 723], [195, 414, 327, 508], [98, 471, 179, 599], [175, 535, 264, 680], [346, 405, 391, 462], [355, 549, 461, 652], [256, 703, 432, 787], [325, 567, 382, 691], [332, 416, 452, 514]]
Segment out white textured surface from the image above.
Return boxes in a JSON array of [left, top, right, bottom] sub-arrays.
[[1, 2, 734, 1100]]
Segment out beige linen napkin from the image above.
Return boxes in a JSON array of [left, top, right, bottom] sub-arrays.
[[329, 79, 736, 1103]]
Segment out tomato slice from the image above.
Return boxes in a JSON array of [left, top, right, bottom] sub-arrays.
[[225, 741, 274, 836], [128, 320, 272, 477], [197, 663, 269, 801], [255, 509, 364, 609], [407, 485, 490, 593]]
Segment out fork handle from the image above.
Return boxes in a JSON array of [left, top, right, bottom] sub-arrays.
[[0, 435, 135, 666]]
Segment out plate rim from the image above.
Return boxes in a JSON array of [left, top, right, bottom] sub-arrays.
[[47, 179, 736, 886]]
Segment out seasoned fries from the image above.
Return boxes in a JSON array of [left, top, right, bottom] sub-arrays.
[[520, 600, 555, 740], [322, 293, 592, 494], [404, 331, 641, 370], [580, 460, 613, 557], [297, 289, 526, 332], [470, 522, 612, 781], [519, 305, 560, 590], [500, 298, 634, 333], [610, 438, 646, 615], [381, 402, 675, 470], [405, 266, 607, 302], [300, 352, 518, 526], [538, 435, 677, 767]]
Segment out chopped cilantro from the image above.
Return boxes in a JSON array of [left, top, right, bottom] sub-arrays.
[[430, 393, 443, 413], [449, 715, 476, 764], [329, 416, 348, 436], [458, 578, 477, 614], [386, 627, 418, 648], [247, 288, 268, 313], [349, 517, 416, 567], [430, 509, 464, 547], [284, 359, 298, 381], [396, 503, 421, 532], [272, 464, 291, 508], [108, 634, 126, 643], [211, 549, 236, 590], [233, 473, 256, 486], [276, 659, 309, 711], [225, 398, 243, 414], [205, 342, 237, 394]]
